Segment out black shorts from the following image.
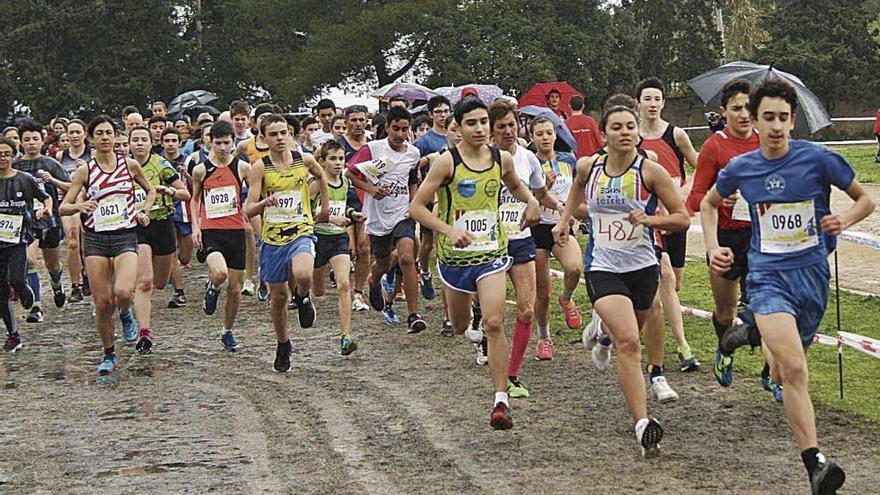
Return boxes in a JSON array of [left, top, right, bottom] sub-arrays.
[[586, 265, 660, 311], [508, 237, 536, 265], [315, 233, 350, 268], [137, 218, 177, 256], [531, 223, 572, 251], [33, 226, 63, 249], [660, 231, 686, 268], [714, 227, 751, 281], [83, 229, 138, 259], [370, 219, 416, 260], [202, 229, 246, 270]]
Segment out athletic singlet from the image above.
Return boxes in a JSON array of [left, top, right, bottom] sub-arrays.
[[83, 155, 136, 233], [60, 147, 92, 174], [436, 146, 507, 266], [259, 152, 314, 245], [538, 151, 577, 224], [500, 145, 544, 240], [244, 138, 270, 163], [339, 136, 367, 164], [134, 154, 177, 221], [640, 124, 686, 186], [314, 174, 351, 236], [199, 159, 244, 230], [584, 155, 658, 273]]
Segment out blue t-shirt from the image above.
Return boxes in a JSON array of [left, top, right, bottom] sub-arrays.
[[414, 129, 448, 158], [716, 140, 855, 271]]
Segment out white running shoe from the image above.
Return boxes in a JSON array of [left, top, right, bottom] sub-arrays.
[[650, 376, 680, 403], [352, 293, 370, 312], [475, 337, 488, 366], [240, 279, 256, 296], [581, 312, 604, 351], [465, 327, 484, 345], [635, 417, 664, 459], [592, 343, 612, 371]]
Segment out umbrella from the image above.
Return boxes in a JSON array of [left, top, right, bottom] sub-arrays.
[[167, 90, 219, 115], [371, 82, 437, 102], [434, 84, 504, 105], [518, 105, 577, 153], [182, 105, 221, 118], [687, 61, 831, 134], [518, 81, 582, 118]]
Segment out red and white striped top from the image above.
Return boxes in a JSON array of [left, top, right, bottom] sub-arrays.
[[83, 154, 136, 232]]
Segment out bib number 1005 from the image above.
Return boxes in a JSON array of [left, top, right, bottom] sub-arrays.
[[462, 217, 488, 232]]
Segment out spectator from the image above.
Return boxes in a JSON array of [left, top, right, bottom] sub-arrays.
[[565, 95, 601, 158], [874, 105, 880, 162]]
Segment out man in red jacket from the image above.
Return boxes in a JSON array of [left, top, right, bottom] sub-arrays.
[[873, 106, 879, 162], [565, 95, 602, 159]]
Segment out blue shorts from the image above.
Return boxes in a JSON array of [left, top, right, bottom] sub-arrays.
[[174, 221, 192, 237], [260, 235, 316, 283], [508, 238, 536, 265], [438, 256, 512, 294], [746, 262, 829, 348]]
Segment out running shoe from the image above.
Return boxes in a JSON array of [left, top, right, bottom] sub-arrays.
[[120, 309, 138, 343], [558, 294, 582, 329], [135, 328, 153, 355], [241, 279, 255, 296], [329, 269, 337, 288], [97, 353, 118, 376], [383, 306, 400, 325], [507, 377, 530, 398], [476, 336, 489, 365], [297, 293, 316, 328], [420, 272, 436, 300], [650, 375, 679, 403], [203, 284, 220, 315], [636, 418, 663, 459], [761, 377, 784, 403], [52, 285, 66, 308], [581, 314, 603, 351], [168, 292, 187, 308], [811, 457, 845, 495], [489, 402, 513, 430], [340, 334, 358, 356], [288, 296, 297, 311], [274, 340, 292, 372], [719, 322, 761, 355], [440, 319, 454, 337], [196, 247, 207, 263], [592, 343, 612, 371], [381, 272, 396, 297], [257, 281, 269, 302], [407, 313, 427, 334], [368, 277, 384, 311], [352, 292, 370, 312], [26, 306, 43, 323], [3, 332, 22, 353], [714, 348, 734, 388], [535, 337, 554, 361], [677, 345, 700, 372], [221, 330, 239, 352], [18, 285, 33, 309], [68, 285, 84, 304]]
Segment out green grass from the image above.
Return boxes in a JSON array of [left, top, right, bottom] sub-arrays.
[[831, 145, 880, 184], [514, 236, 880, 420]]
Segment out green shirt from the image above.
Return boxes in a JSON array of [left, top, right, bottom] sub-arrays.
[[314, 175, 351, 236], [135, 154, 178, 221]]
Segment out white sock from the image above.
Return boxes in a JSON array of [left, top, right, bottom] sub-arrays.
[[494, 392, 509, 407]]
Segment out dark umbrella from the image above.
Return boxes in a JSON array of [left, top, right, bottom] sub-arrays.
[[167, 90, 219, 115], [687, 61, 831, 134], [518, 105, 578, 153], [183, 105, 221, 118]]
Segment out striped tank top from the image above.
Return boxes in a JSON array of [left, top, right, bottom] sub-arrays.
[[83, 154, 136, 232], [584, 155, 658, 273], [200, 159, 244, 230]]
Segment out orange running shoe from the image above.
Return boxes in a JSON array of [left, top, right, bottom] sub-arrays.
[[558, 294, 582, 329], [535, 337, 554, 360]]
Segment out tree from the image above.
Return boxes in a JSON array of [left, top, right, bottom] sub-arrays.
[[721, 0, 770, 61]]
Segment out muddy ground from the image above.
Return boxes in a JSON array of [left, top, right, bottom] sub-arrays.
[[1, 183, 878, 494]]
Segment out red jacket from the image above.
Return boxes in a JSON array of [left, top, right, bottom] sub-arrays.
[[874, 109, 880, 135]]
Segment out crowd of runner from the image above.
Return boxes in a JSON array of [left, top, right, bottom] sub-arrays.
[[1, 77, 874, 495]]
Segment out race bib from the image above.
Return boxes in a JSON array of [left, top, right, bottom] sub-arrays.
[[204, 185, 237, 219], [133, 188, 159, 212], [453, 209, 498, 252], [354, 157, 395, 186], [499, 201, 527, 240], [265, 190, 304, 223], [0, 214, 23, 244], [758, 200, 818, 254], [731, 192, 750, 222], [93, 195, 129, 232], [327, 200, 346, 218], [593, 212, 645, 249]]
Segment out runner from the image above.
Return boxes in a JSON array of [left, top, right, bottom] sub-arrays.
[[410, 97, 541, 429], [150, 101, 167, 119], [530, 116, 583, 360], [2, 128, 20, 156], [59, 115, 154, 375], [339, 105, 372, 312], [129, 126, 190, 354], [311, 140, 365, 355], [55, 119, 91, 302], [124, 112, 144, 132], [636, 76, 701, 379], [701, 78, 874, 494], [346, 106, 426, 332], [229, 100, 253, 146], [555, 103, 690, 456], [14, 120, 71, 322], [1, 136, 51, 352], [330, 115, 347, 140], [244, 114, 330, 371], [163, 127, 194, 309], [297, 117, 320, 155], [191, 120, 251, 352], [310, 98, 337, 147]]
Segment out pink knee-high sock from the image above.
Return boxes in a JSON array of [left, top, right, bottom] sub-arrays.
[[508, 319, 532, 377]]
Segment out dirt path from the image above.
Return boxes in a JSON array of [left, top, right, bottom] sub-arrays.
[[1, 263, 879, 494]]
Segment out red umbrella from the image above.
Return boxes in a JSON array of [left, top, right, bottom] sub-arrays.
[[518, 81, 583, 118]]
